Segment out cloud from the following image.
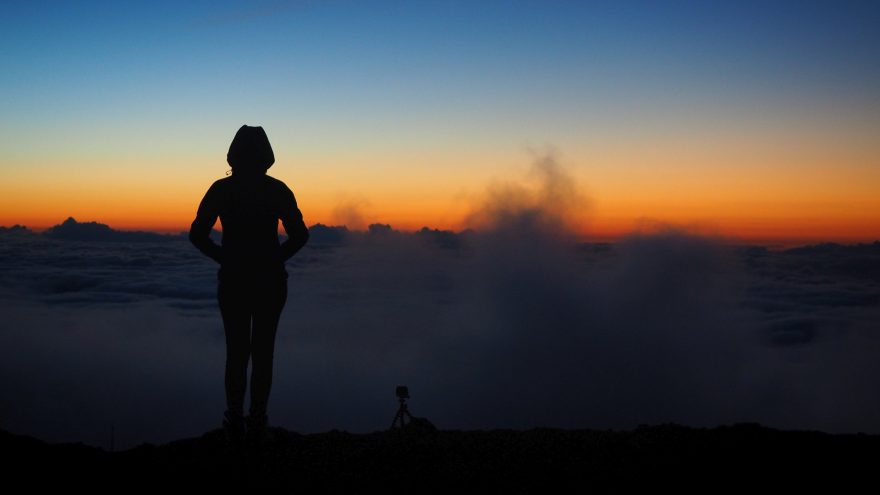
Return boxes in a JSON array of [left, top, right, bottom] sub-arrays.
[[332, 196, 371, 231], [44, 217, 180, 243], [307, 224, 350, 246], [0, 224, 31, 235], [415, 226, 465, 250], [0, 230, 218, 311], [465, 149, 589, 237]]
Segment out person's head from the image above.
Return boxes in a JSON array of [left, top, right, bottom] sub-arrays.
[[227, 125, 275, 174]]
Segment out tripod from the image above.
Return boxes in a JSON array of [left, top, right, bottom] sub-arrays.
[[391, 387, 413, 429]]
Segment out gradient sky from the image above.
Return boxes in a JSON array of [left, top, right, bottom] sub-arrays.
[[2, 0, 879, 243]]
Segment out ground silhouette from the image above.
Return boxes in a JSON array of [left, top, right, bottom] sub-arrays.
[[2, 423, 875, 490]]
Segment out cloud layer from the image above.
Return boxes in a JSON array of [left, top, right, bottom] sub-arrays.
[[1, 158, 878, 448]]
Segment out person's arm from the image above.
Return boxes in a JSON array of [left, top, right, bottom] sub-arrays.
[[189, 181, 224, 264], [279, 185, 309, 262]]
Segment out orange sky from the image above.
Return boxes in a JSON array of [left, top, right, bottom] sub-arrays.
[[2, 134, 878, 245], [3, 103, 879, 245]]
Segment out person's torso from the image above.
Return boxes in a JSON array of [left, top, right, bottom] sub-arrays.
[[216, 174, 287, 275]]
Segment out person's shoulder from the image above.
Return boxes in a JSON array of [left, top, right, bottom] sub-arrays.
[[264, 175, 295, 195], [263, 174, 289, 188], [203, 177, 232, 197], [210, 176, 233, 189]]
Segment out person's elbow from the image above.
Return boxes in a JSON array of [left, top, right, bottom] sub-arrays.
[[188, 221, 206, 248], [188, 226, 199, 246]]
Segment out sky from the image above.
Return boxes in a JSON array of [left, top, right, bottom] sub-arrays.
[[1, 0, 879, 243]]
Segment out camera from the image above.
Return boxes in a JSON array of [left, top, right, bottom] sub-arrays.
[[395, 385, 409, 399]]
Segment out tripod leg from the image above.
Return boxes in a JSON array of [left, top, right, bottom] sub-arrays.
[[391, 408, 405, 429], [391, 401, 410, 429]]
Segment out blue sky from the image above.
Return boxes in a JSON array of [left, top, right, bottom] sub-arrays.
[[5, 0, 877, 143]]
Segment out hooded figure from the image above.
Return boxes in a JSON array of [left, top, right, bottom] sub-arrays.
[[227, 125, 275, 174], [189, 125, 309, 445]]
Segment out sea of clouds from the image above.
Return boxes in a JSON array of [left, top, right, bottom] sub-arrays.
[[1, 156, 878, 449]]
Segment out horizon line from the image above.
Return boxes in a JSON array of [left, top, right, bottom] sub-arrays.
[[2, 217, 878, 250]]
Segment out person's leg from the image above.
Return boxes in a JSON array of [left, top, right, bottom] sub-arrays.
[[249, 275, 287, 419], [218, 277, 253, 418]]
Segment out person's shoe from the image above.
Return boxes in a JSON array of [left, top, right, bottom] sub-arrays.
[[246, 413, 269, 447], [223, 410, 245, 447]]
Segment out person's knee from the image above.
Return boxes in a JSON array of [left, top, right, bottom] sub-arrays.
[[250, 343, 274, 367], [226, 345, 250, 365]]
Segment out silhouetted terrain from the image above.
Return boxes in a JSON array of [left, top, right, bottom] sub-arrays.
[[3, 423, 875, 490]]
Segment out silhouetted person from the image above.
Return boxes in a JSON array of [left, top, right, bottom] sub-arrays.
[[189, 125, 309, 443]]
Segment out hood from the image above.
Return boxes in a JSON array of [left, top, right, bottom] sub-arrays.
[[227, 125, 275, 173]]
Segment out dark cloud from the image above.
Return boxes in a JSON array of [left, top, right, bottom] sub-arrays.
[[44, 217, 180, 243], [0, 224, 31, 235], [0, 229, 217, 311], [415, 226, 466, 250], [307, 224, 350, 246], [763, 317, 819, 346], [789, 242, 880, 282]]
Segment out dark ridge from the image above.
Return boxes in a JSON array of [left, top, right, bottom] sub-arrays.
[[306, 223, 350, 245], [416, 226, 462, 249], [783, 241, 880, 255], [44, 217, 178, 243], [3, 424, 876, 490], [368, 223, 394, 235], [0, 224, 32, 235]]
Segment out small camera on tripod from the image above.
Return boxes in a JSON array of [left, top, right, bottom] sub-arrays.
[[391, 385, 413, 429]]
